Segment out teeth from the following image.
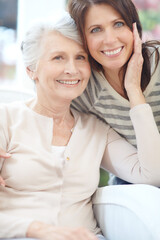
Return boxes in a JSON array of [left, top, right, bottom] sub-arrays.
[[103, 47, 122, 56], [57, 80, 79, 85]]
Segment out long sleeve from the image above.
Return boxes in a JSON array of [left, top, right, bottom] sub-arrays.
[[0, 105, 9, 169], [0, 212, 34, 238], [101, 104, 160, 186], [0, 106, 34, 238], [0, 104, 40, 237]]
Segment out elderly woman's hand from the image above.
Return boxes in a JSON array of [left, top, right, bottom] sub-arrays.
[[0, 148, 11, 186], [27, 221, 98, 240]]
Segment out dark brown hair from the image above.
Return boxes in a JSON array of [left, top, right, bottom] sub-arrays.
[[68, 0, 160, 93]]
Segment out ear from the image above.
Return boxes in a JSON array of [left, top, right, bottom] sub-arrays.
[[26, 67, 36, 80]]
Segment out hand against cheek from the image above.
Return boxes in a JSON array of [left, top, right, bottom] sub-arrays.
[[124, 22, 145, 107], [27, 221, 98, 240], [0, 148, 11, 187]]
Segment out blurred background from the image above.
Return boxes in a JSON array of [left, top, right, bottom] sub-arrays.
[[0, 0, 160, 92]]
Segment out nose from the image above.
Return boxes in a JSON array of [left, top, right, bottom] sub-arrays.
[[64, 59, 78, 75], [103, 28, 117, 44]]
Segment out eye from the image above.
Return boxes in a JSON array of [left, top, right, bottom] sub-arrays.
[[76, 55, 86, 60], [114, 21, 124, 28], [90, 27, 101, 33], [53, 55, 63, 60]]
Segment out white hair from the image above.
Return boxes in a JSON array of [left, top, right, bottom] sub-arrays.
[[21, 12, 82, 71]]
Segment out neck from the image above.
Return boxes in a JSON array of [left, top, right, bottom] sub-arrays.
[[30, 97, 73, 125], [27, 94, 75, 146], [104, 68, 126, 98]]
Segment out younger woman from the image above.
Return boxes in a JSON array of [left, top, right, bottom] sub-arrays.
[[69, 0, 160, 184]]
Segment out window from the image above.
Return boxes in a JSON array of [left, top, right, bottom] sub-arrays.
[[133, 0, 160, 41], [0, 0, 66, 91], [0, 0, 17, 87]]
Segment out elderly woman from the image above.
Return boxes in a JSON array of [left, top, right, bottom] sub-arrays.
[[0, 12, 160, 240]]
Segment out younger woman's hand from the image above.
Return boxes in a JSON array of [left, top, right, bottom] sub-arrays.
[[0, 148, 11, 158], [0, 176, 5, 187], [27, 221, 98, 240], [0, 148, 11, 187], [124, 22, 145, 108]]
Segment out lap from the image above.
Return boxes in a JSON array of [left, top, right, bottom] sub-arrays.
[[0, 239, 37, 240], [0, 235, 106, 240]]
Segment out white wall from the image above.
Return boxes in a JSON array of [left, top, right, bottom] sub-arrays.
[[16, 0, 66, 91]]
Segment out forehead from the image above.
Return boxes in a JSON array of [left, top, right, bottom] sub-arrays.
[[85, 4, 122, 24], [41, 31, 84, 53]]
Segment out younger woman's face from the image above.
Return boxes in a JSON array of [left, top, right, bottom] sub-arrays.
[[84, 4, 134, 73]]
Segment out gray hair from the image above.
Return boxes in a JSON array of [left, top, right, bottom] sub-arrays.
[[21, 12, 82, 71]]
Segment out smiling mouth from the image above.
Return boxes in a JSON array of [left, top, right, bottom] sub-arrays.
[[102, 47, 123, 56], [56, 80, 80, 85]]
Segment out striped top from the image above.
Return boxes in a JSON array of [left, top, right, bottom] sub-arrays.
[[72, 46, 160, 148]]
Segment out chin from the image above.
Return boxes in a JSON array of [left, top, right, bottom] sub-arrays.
[[105, 62, 125, 70], [63, 95, 79, 102]]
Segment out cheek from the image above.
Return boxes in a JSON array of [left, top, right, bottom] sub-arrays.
[[127, 35, 134, 56], [123, 30, 134, 48], [86, 36, 100, 54], [84, 64, 91, 79]]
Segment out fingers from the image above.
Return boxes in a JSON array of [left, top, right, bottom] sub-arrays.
[[0, 148, 11, 158], [0, 176, 5, 187], [73, 227, 98, 240], [133, 22, 142, 54], [124, 22, 144, 107], [51, 227, 98, 240], [27, 222, 98, 240], [132, 22, 143, 67], [0, 149, 10, 187]]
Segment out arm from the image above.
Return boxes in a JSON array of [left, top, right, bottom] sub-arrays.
[[0, 149, 11, 186], [0, 210, 98, 239], [0, 105, 11, 186], [0, 213, 33, 238], [27, 221, 98, 240], [101, 104, 160, 186], [71, 92, 92, 113]]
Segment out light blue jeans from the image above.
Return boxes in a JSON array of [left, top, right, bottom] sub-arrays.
[[97, 234, 106, 240]]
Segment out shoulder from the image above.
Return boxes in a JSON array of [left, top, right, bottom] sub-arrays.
[[0, 101, 30, 123], [146, 43, 160, 58], [146, 44, 160, 76], [79, 69, 107, 95], [90, 69, 107, 88], [0, 101, 26, 113], [71, 70, 108, 112], [0, 102, 25, 138]]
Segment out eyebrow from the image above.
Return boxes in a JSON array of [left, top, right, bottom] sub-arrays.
[[49, 50, 87, 56], [49, 51, 64, 56], [86, 17, 124, 31], [87, 24, 101, 31], [77, 50, 88, 55]]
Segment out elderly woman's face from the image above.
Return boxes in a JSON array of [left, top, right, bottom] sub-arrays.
[[34, 31, 91, 102]]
